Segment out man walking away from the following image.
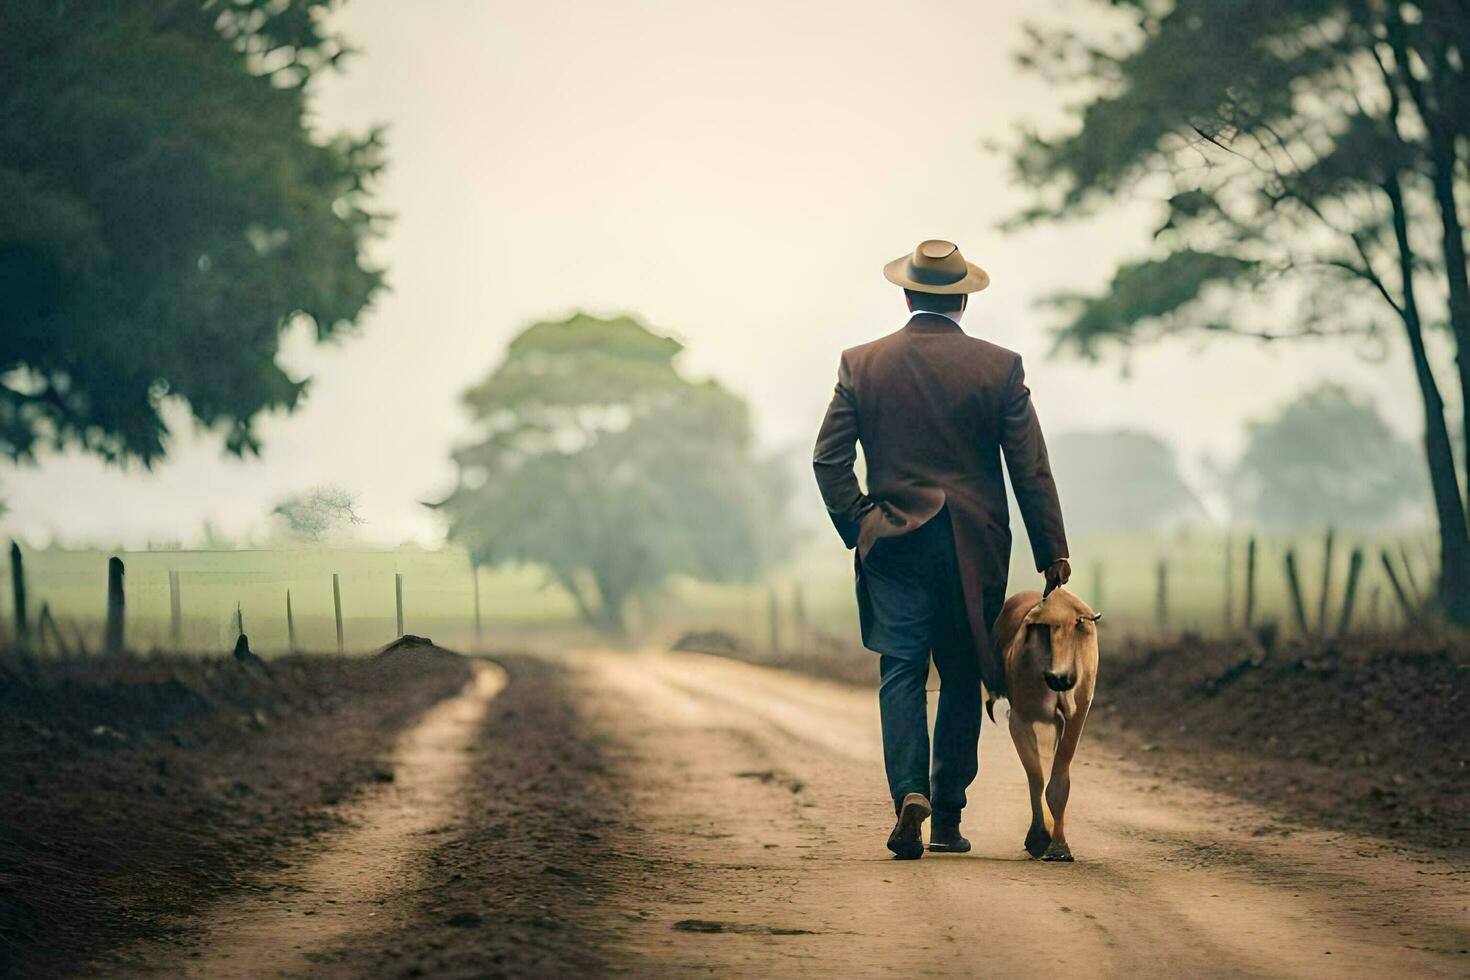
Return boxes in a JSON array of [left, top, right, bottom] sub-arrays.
[[813, 239, 1070, 859]]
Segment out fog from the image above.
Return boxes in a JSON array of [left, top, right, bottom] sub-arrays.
[[0, 0, 1432, 547]]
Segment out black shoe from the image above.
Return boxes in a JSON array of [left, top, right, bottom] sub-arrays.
[[928, 813, 971, 853], [887, 793, 931, 860]]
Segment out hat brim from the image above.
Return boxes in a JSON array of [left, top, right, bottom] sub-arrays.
[[883, 255, 990, 294]]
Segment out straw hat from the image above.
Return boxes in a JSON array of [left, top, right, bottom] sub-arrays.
[[883, 239, 990, 294]]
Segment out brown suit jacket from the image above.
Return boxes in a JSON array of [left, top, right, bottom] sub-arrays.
[[812, 312, 1068, 692]]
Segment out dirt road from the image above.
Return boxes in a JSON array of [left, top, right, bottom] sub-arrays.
[[118, 649, 1468, 978], [580, 650, 1468, 977]]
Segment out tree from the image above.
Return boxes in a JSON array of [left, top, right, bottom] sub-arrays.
[[1047, 429, 1203, 534], [1010, 0, 1470, 621], [198, 520, 240, 551], [436, 313, 789, 634], [271, 484, 365, 541], [1231, 385, 1424, 529], [0, 0, 384, 466]]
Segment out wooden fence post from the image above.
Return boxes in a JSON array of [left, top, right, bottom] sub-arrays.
[[747, 594, 759, 653], [395, 573, 405, 637], [1380, 550, 1414, 619], [1155, 559, 1168, 633], [169, 570, 182, 649], [1317, 528, 1335, 633], [35, 600, 49, 655], [38, 602, 68, 657], [10, 541, 28, 649], [1244, 537, 1258, 629], [332, 573, 344, 655], [69, 619, 91, 658], [471, 563, 483, 649], [1283, 549, 1309, 634], [1397, 543, 1426, 606], [286, 590, 296, 653], [235, 602, 244, 638], [792, 583, 807, 655], [105, 556, 125, 656], [1337, 548, 1364, 635], [1223, 533, 1234, 629], [768, 588, 780, 658]]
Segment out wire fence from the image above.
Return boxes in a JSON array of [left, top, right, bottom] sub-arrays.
[[0, 525, 1441, 659]]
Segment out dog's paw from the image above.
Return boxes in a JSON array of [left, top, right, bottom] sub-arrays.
[[1040, 840, 1073, 862]]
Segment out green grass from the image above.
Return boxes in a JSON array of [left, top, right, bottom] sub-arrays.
[[2, 546, 577, 655], [0, 525, 1435, 657], [670, 525, 1436, 649]]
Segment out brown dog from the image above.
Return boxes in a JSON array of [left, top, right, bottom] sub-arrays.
[[988, 587, 1100, 861]]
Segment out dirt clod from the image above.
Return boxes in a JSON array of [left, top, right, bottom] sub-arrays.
[[445, 911, 483, 928], [672, 919, 818, 935]]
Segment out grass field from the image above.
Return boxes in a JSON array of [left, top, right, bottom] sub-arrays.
[[760, 524, 1432, 646], [0, 524, 1436, 657], [0, 546, 573, 655]]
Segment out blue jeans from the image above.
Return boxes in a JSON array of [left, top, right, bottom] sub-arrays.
[[862, 510, 1004, 817]]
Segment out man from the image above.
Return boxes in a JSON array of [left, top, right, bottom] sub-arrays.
[[813, 239, 1070, 860]]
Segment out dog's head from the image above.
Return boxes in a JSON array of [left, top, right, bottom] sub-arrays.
[[1022, 588, 1100, 692]]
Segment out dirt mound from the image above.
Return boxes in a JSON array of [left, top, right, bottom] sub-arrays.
[[672, 629, 745, 654], [0, 647, 471, 978], [373, 633, 439, 657], [1092, 632, 1470, 849]]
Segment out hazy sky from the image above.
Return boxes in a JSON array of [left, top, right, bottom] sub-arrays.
[[1, 0, 1432, 546]]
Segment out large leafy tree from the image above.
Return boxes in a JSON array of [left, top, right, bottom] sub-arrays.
[[1011, 0, 1470, 621], [438, 313, 789, 634], [0, 0, 383, 465], [1047, 429, 1203, 534], [1231, 384, 1424, 528]]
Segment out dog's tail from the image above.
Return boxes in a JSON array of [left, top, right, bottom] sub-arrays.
[[983, 684, 1004, 723]]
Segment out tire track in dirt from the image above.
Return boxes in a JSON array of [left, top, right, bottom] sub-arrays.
[[313, 654, 643, 978], [113, 661, 506, 978]]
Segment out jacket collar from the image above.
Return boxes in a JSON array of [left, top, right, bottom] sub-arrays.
[[905, 311, 965, 333]]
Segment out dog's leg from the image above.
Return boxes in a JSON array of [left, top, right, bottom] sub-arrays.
[[1042, 692, 1091, 862], [1010, 708, 1049, 857]]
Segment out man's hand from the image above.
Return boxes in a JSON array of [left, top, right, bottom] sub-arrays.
[[1043, 558, 1071, 597]]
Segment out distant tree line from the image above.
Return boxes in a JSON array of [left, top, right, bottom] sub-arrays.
[[1047, 429, 1204, 534], [1229, 384, 1425, 530], [1051, 384, 1422, 536]]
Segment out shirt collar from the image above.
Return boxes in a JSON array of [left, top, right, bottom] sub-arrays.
[[908, 310, 964, 329]]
